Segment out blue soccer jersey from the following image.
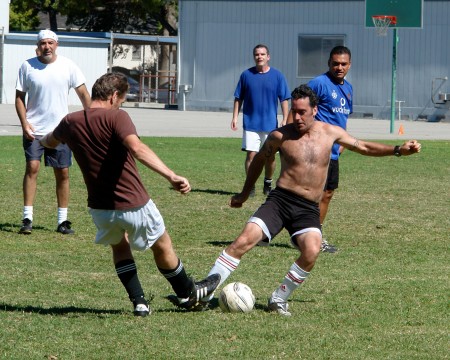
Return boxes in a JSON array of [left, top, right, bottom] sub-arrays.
[[234, 67, 290, 132], [308, 72, 353, 160]]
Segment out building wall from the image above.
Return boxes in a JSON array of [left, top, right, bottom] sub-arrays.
[[178, 0, 450, 120], [2, 34, 109, 105]]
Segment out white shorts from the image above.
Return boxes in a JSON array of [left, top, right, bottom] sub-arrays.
[[89, 199, 165, 251], [242, 130, 270, 152]]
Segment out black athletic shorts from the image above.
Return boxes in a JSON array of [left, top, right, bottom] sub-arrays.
[[324, 159, 339, 191], [249, 187, 321, 243]]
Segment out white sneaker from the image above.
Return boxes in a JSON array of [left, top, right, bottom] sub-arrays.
[[267, 297, 291, 316]]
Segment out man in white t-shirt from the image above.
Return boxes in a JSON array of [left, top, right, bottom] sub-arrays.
[[15, 29, 91, 235]]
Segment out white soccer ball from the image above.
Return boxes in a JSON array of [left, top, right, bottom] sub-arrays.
[[218, 282, 255, 313]]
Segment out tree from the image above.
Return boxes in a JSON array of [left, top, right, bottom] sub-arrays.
[[10, 0, 64, 31], [9, 0, 178, 35]]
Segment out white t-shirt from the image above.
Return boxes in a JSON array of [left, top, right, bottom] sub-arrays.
[[16, 55, 86, 135]]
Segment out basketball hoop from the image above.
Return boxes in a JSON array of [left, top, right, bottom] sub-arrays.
[[372, 15, 397, 36]]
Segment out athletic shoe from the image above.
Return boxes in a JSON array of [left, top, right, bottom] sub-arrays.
[[56, 220, 75, 235], [263, 180, 272, 195], [249, 186, 256, 197], [168, 273, 221, 310], [133, 303, 151, 317], [321, 238, 338, 253], [19, 218, 32, 234], [267, 297, 291, 316]]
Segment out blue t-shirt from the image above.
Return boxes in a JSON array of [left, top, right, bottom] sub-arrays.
[[234, 67, 290, 132], [308, 72, 353, 160]]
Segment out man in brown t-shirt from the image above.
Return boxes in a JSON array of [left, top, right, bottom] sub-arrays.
[[40, 73, 219, 316]]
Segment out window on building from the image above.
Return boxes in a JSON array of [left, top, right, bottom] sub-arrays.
[[132, 46, 142, 61], [297, 35, 345, 78]]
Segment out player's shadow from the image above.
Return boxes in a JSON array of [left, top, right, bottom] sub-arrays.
[[207, 240, 294, 249], [0, 303, 123, 316], [191, 188, 235, 196], [0, 222, 47, 233]]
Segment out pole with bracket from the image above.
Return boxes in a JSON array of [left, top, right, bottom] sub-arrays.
[[390, 27, 398, 134]]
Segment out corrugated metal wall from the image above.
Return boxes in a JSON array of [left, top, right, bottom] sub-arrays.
[[179, 0, 450, 121]]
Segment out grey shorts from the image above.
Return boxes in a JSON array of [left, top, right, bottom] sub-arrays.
[[89, 199, 166, 251], [23, 136, 72, 168], [241, 130, 270, 152]]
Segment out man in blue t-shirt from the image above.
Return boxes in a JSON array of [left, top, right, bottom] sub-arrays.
[[231, 44, 290, 196], [308, 45, 353, 253]]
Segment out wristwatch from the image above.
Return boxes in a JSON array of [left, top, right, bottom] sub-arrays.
[[394, 145, 402, 157]]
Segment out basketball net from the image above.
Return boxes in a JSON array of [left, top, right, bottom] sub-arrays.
[[372, 15, 397, 36]]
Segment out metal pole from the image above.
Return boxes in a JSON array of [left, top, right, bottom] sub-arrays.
[[390, 28, 398, 134]]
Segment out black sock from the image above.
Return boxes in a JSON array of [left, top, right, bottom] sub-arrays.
[[158, 259, 193, 298], [115, 259, 146, 305], [264, 178, 272, 183]]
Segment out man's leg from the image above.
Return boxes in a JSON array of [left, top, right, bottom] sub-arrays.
[[319, 189, 334, 225], [263, 156, 275, 195], [245, 151, 257, 197], [54, 167, 74, 234], [320, 159, 339, 253], [111, 235, 149, 316], [269, 231, 322, 316], [202, 222, 265, 302], [154, 231, 220, 310], [20, 160, 40, 234]]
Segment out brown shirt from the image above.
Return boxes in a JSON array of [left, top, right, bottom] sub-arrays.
[[53, 108, 150, 210]]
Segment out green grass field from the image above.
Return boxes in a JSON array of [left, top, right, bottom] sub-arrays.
[[0, 137, 448, 360]]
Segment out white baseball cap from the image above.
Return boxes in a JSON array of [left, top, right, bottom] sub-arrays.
[[37, 29, 58, 43]]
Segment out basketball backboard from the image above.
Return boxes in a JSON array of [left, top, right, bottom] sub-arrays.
[[365, 0, 423, 28]]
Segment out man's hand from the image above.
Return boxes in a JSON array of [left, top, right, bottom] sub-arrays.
[[401, 140, 421, 155], [230, 192, 248, 208], [170, 175, 191, 194], [23, 123, 35, 140]]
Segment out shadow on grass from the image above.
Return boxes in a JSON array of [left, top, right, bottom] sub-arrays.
[[191, 188, 235, 196], [0, 222, 48, 233], [0, 303, 123, 316], [207, 240, 294, 249]]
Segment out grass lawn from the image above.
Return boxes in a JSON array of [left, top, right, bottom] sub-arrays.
[[0, 137, 448, 360]]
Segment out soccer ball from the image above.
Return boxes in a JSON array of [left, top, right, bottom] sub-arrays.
[[218, 282, 255, 313]]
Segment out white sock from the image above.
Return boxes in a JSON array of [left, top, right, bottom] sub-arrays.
[[271, 263, 309, 302], [23, 206, 33, 221], [201, 250, 240, 301], [57, 207, 68, 225]]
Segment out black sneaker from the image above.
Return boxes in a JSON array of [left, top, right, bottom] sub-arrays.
[[19, 218, 32, 234], [263, 180, 272, 195], [321, 238, 338, 253], [133, 302, 151, 317], [168, 274, 221, 310], [56, 220, 75, 235]]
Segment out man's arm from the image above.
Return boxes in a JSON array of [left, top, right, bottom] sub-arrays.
[[336, 127, 421, 157], [75, 84, 91, 110], [231, 98, 243, 131], [15, 90, 35, 140], [123, 134, 191, 194], [40, 132, 61, 149], [280, 99, 290, 126], [230, 131, 279, 207]]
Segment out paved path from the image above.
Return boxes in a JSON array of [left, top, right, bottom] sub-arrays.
[[1, 104, 449, 140]]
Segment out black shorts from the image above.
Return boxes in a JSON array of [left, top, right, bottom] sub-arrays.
[[324, 159, 339, 191], [249, 187, 321, 242], [23, 136, 72, 168]]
